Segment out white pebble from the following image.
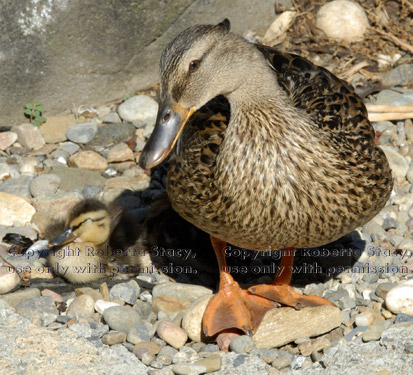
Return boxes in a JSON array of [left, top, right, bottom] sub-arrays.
[[0, 266, 20, 294], [316, 0, 369, 43], [385, 279, 413, 316], [94, 299, 120, 314]]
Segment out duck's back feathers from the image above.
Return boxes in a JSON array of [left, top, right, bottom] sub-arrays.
[[257, 46, 372, 136]]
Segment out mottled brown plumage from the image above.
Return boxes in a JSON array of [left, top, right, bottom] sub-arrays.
[[139, 20, 393, 338], [151, 22, 393, 251]]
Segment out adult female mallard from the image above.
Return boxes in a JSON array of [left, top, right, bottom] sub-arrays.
[[139, 19, 393, 337]]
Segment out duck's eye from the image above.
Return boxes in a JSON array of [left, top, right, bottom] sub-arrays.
[[188, 60, 200, 73]]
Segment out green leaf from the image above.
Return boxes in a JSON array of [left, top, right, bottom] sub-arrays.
[[25, 103, 34, 109], [24, 109, 33, 115], [36, 105, 44, 112], [37, 116, 46, 123], [33, 111, 40, 117]]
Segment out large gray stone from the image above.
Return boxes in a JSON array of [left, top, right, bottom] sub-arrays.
[[0, 0, 276, 125]]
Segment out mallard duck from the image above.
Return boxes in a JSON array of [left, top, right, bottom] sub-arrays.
[[139, 19, 393, 337], [48, 198, 151, 283]]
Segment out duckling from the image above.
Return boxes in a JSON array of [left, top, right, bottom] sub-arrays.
[[48, 198, 151, 283]]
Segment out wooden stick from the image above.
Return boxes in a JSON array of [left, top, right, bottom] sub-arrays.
[[366, 104, 413, 113], [369, 27, 413, 54], [368, 112, 413, 122]]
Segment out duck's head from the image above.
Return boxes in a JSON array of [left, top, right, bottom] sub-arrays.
[[49, 199, 111, 247], [139, 19, 257, 169]]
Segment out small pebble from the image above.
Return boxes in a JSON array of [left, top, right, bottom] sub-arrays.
[[101, 331, 126, 345], [194, 353, 222, 373], [156, 320, 188, 349], [229, 335, 256, 353], [272, 356, 292, 370], [171, 363, 206, 375], [110, 282, 139, 305]]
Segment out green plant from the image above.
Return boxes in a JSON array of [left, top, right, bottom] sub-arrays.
[[24, 102, 46, 127]]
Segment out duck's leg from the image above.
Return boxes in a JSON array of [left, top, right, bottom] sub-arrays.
[[202, 236, 275, 337], [248, 247, 334, 309]]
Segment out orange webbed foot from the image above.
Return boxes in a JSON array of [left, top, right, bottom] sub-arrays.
[[202, 277, 275, 337], [248, 283, 334, 310]]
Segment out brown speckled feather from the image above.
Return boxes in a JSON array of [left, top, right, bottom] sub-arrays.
[[164, 28, 392, 251]]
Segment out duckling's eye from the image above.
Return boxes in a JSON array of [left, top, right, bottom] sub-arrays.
[[188, 60, 200, 73]]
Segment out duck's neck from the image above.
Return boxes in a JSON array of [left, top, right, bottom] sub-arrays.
[[225, 54, 291, 114]]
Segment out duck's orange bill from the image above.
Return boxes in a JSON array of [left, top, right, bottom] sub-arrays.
[[139, 99, 194, 169]]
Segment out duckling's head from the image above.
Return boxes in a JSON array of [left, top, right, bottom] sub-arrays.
[[139, 19, 261, 169], [49, 199, 111, 247]]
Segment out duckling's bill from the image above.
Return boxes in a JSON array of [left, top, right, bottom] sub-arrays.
[[139, 98, 194, 169], [49, 228, 75, 246]]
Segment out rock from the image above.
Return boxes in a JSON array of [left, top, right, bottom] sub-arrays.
[[133, 341, 162, 356], [375, 282, 395, 299], [355, 311, 376, 327], [298, 337, 330, 356], [68, 150, 108, 171], [156, 320, 188, 349], [102, 305, 141, 334], [0, 131, 18, 150], [407, 166, 413, 184], [110, 282, 139, 305], [91, 123, 136, 146], [0, 192, 36, 225], [0, 175, 33, 198], [15, 296, 58, 326], [41, 289, 63, 304], [253, 306, 343, 349], [66, 294, 95, 318], [101, 331, 126, 345], [50, 165, 106, 191], [194, 354, 222, 373], [182, 295, 212, 342], [380, 146, 409, 179], [134, 138, 146, 152], [272, 356, 292, 370], [107, 143, 134, 163], [406, 119, 413, 141], [40, 114, 75, 143], [385, 279, 413, 315], [68, 322, 92, 338], [382, 64, 413, 87], [153, 283, 212, 304], [101, 112, 122, 124], [362, 324, 386, 342], [395, 313, 413, 324], [66, 121, 98, 144], [0, 266, 20, 295], [0, 288, 40, 307], [104, 175, 150, 191], [11, 124, 45, 149], [0, 164, 20, 180], [118, 95, 158, 127], [58, 142, 80, 155], [30, 173, 61, 197], [126, 324, 151, 344], [229, 335, 256, 353], [74, 287, 103, 302], [398, 239, 413, 252], [94, 299, 120, 314], [171, 363, 206, 375], [316, 0, 369, 43]]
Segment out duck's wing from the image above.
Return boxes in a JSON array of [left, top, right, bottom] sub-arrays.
[[256, 44, 373, 139]]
